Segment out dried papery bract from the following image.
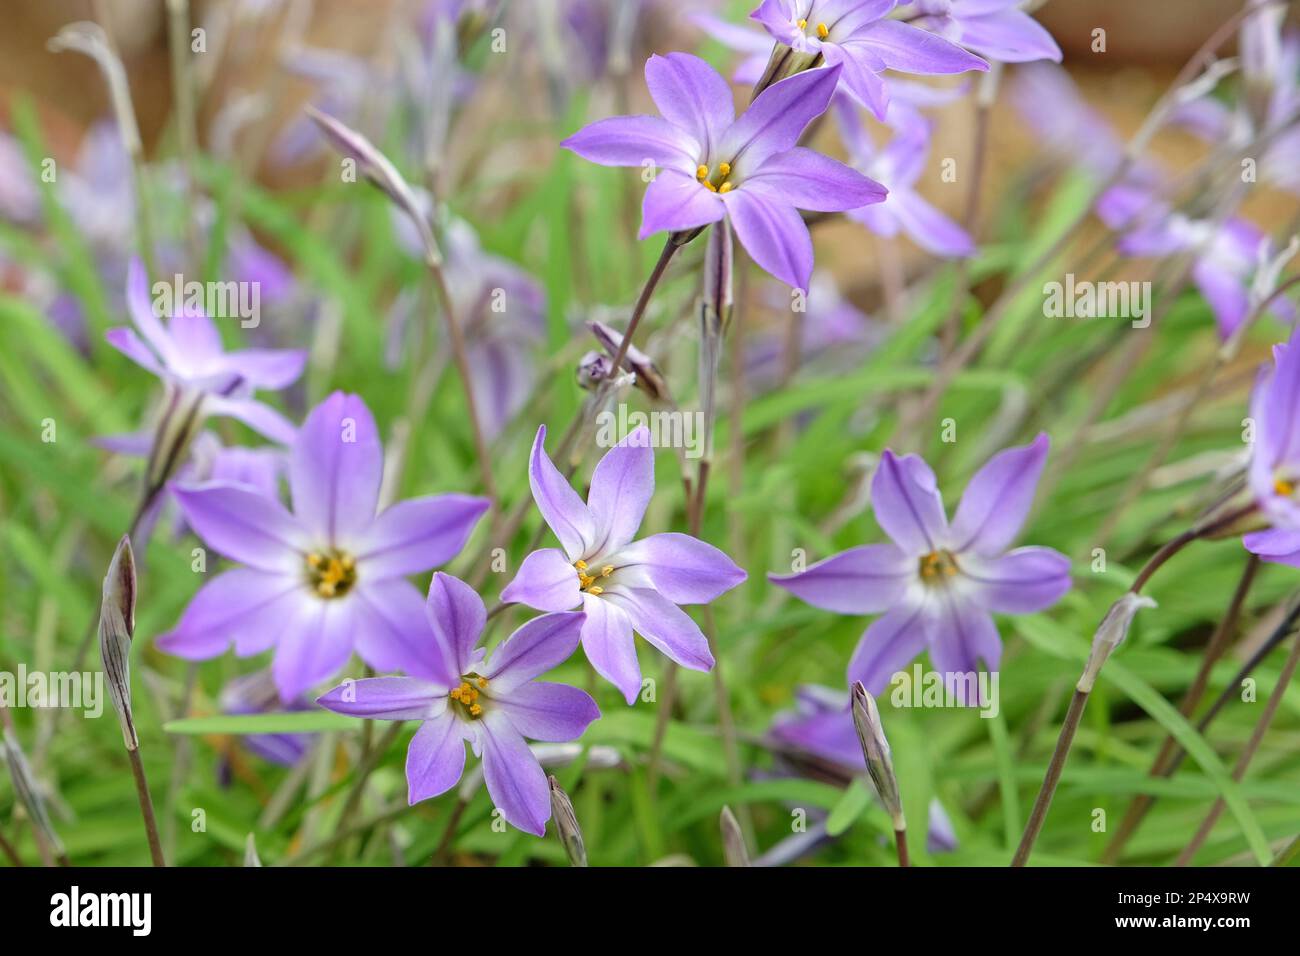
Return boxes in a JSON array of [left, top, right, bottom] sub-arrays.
[[720, 805, 750, 867], [588, 320, 668, 402], [99, 534, 138, 750], [852, 681, 908, 866], [1, 724, 67, 866], [1079, 593, 1157, 694], [548, 776, 587, 867]]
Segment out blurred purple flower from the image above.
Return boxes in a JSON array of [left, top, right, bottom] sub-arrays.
[[905, 0, 1061, 65], [502, 425, 747, 704], [106, 259, 306, 443], [157, 392, 490, 702], [837, 103, 974, 257], [750, 0, 987, 119], [562, 54, 886, 290], [1244, 325, 1300, 561], [770, 436, 1070, 701], [220, 670, 313, 767], [319, 573, 598, 835]]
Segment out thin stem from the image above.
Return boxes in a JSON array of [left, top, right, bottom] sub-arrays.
[[430, 796, 469, 866], [894, 827, 910, 868], [165, 0, 201, 263], [1011, 687, 1089, 866], [334, 722, 404, 842], [610, 237, 678, 375], [1176, 634, 1300, 866], [0, 829, 22, 867], [127, 748, 166, 867]]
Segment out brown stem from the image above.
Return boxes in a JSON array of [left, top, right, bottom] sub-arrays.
[[894, 827, 911, 868], [610, 237, 678, 375], [1011, 687, 1089, 866], [127, 747, 166, 867], [430, 796, 469, 866]]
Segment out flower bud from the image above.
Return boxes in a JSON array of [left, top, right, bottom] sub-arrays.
[[851, 681, 905, 830], [1079, 592, 1156, 692], [548, 776, 587, 867], [2, 726, 66, 859], [99, 535, 139, 750], [577, 350, 612, 390], [588, 320, 668, 402], [720, 805, 750, 867]]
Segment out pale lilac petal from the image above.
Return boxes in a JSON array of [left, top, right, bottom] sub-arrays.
[[957, 8, 1062, 63], [501, 548, 582, 612], [604, 587, 715, 672], [724, 188, 814, 290], [494, 682, 600, 742], [580, 593, 640, 704], [1193, 258, 1249, 340], [639, 168, 727, 239], [407, 711, 468, 803], [272, 597, 357, 702], [528, 425, 595, 560], [483, 611, 586, 691], [824, 43, 891, 118], [722, 65, 842, 171], [847, 598, 929, 694], [167, 312, 225, 368], [354, 494, 489, 580], [425, 572, 486, 680], [172, 480, 306, 572], [223, 348, 308, 390], [560, 114, 698, 169], [155, 568, 302, 659], [852, 20, 989, 75], [587, 426, 654, 554], [353, 578, 456, 686], [870, 450, 947, 555], [203, 396, 298, 445], [1243, 528, 1300, 566], [949, 433, 1049, 555], [616, 532, 748, 604], [744, 146, 887, 213], [316, 676, 444, 720], [290, 392, 383, 546], [125, 257, 173, 361], [644, 52, 735, 158], [962, 546, 1072, 614], [769, 543, 912, 613], [927, 596, 1002, 705], [478, 712, 551, 835], [886, 186, 976, 257], [105, 327, 165, 377]]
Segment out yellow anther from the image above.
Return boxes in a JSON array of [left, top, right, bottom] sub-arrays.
[[575, 560, 588, 571], [718, 162, 731, 176], [718, 182, 734, 194], [306, 553, 323, 567], [477, 677, 489, 688], [816, 22, 829, 38], [601, 565, 614, 577], [469, 703, 482, 717], [587, 585, 604, 596], [797, 18, 807, 28], [1277, 479, 1295, 497], [703, 180, 718, 192], [696, 164, 710, 180]]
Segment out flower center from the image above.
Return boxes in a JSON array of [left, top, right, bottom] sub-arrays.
[[449, 676, 489, 719], [575, 559, 613, 595], [696, 162, 736, 194], [796, 17, 830, 38], [1275, 477, 1295, 497], [918, 549, 960, 584], [305, 549, 357, 599]]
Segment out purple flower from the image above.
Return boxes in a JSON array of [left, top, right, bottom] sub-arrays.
[[501, 425, 747, 704], [318, 573, 599, 835], [157, 392, 490, 702], [905, 0, 1061, 65], [771, 684, 862, 769], [750, 0, 987, 119], [219, 670, 313, 768], [106, 259, 307, 444], [837, 104, 974, 257], [561, 53, 886, 290], [770, 436, 1071, 700], [1244, 325, 1300, 563]]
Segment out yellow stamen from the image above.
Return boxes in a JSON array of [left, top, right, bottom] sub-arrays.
[[306, 553, 323, 568], [797, 18, 807, 28], [587, 585, 603, 596], [718, 162, 731, 176], [718, 182, 734, 194], [703, 180, 718, 192], [601, 565, 614, 577], [477, 677, 489, 688], [1277, 478, 1295, 497], [816, 22, 829, 38], [696, 164, 710, 181], [470, 703, 482, 717], [575, 559, 588, 571]]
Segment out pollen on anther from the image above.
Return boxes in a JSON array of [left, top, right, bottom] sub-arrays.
[[719, 182, 734, 194], [816, 22, 829, 38], [797, 18, 807, 28], [718, 162, 731, 176], [696, 164, 709, 180], [588, 585, 604, 596]]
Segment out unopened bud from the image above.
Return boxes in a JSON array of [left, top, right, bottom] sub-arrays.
[[720, 805, 750, 867], [548, 776, 587, 866], [851, 681, 904, 830], [2, 727, 66, 859], [1079, 592, 1156, 692], [588, 320, 668, 402], [577, 350, 612, 390], [99, 535, 139, 750]]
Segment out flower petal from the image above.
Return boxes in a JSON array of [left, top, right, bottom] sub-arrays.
[[949, 433, 1049, 555], [494, 681, 600, 742], [223, 348, 308, 390], [271, 594, 357, 702], [155, 568, 303, 659], [316, 676, 445, 720], [354, 493, 489, 580], [479, 712, 551, 835], [425, 572, 486, 680], [528, 425, 595, 560], [957, 9, 1062, 64], [639, 168, 727, 240], [501, 548, 583, 612], [722, 64, 842, 171], [769, 543, 912, 613], [353, 578, 455, 686], [870, 450, 947, 555], [203, 396, 298, 445], [885, 186, 975, 257], [616, 532, 748, 604], [561, 114, 699, 169], [846, 598, 929, 694], [105, 327, 165, 377], [580, 593, 641, 705], [407, 711, 468, 804], [172, 480, 306, 572], [961, 546, 1072, 614], [644, 52, 735, 160], [604, 587, 715, 672], [744, 146, 887, 213], [483, 611, 586, 691], [587, 426, 655, 555], [125, 257, 174, 362], [851, 20, 989, 75], [289, 391, 383, 546], [926, 595, 1002, 706], [723, 187, 814, 291]]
